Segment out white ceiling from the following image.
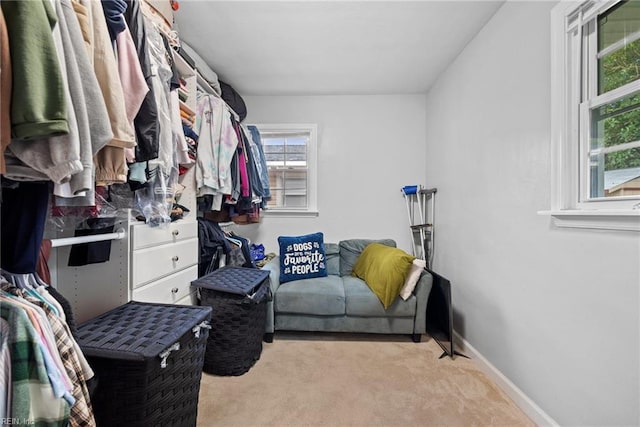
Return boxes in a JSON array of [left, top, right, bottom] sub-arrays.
[[174, 1, 505, 95]]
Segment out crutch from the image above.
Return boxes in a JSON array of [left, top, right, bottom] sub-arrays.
[[401, 185, 425, 259]]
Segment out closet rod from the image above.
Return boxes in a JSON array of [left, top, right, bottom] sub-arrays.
[[50, 228, 127, 248]]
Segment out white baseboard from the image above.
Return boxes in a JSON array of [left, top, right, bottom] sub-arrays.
[[453, 331, 559, 427]]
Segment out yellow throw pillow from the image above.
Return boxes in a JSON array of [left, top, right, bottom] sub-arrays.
[[352, 243, 415, 309]]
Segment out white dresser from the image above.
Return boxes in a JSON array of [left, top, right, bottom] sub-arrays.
[[129, 219, 199, 305]]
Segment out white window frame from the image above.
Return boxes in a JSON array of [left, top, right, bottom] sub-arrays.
[[252, 123, 319, 217], [549, 0, 640, 231]]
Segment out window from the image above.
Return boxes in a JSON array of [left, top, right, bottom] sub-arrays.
[[550, 0, 640, 230], [254, 124, 318, 216]]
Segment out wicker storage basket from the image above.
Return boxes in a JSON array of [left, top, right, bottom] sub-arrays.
[[76, 302, 212, 427], [191, 266, 271, 376]]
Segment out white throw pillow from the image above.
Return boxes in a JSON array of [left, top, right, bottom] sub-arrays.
[[399, 259, 427, 300]]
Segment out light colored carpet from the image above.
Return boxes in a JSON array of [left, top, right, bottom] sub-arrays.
[[197, 333, 534, 427]]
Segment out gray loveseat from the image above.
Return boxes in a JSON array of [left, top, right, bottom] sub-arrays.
[[262, 239, 433, 342]]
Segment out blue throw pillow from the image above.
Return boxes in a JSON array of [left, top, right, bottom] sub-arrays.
[[278, 232, 328, 284]]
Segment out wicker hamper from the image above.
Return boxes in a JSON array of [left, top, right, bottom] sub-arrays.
[[76, 302, 212, 427], [191, 266, 271, 376]]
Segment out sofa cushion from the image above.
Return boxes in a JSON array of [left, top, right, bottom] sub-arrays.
[[278, 232, 328, 284], [343, 276, 416, 317], [352, 243, 415, 309], [324, 243, 340, 276], [275, 275, 345, 316], [338, 239, 396, 277]]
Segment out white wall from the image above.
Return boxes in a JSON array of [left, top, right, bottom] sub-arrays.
[[241, 95, 427, 253], [424, 1, 640, 425]]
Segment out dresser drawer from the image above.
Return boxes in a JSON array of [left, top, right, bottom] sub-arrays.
[[131, 220, 197, 250], [131, 238, 198, 287], [131, 265, 197, 304], [174, 293, 196, 306]]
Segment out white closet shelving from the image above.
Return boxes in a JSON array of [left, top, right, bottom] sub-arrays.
[[51, 214, 198, 324]]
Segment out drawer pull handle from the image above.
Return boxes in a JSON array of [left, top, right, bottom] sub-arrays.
[[172, 256, 179, 262], [172, 230, 179, 236], [171, 287, 179, 294]]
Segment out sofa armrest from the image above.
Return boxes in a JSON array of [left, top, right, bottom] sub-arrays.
[[412, 269, 433, 335], [262, 256, 281, 293], [261, 256, 281, 334]]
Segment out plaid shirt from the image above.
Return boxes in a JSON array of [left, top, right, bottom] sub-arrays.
[[0, 318, 10, 419], [1, 301, 70, 426], [15, 290, 96, 427]]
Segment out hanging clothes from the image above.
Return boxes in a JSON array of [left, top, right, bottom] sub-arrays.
[[228, 232, 255, 268], [0, 298, 71, 426], [82, 0, 135, 152], [0, 0, 69, 140], [0, 180, 50, 274], [171, 89, 193, 168], [0, 8, 12, 175], [81, 0, 134, 185], [36, 240, 53, 285], [197, 218, 230, 276], [53, 0, 113, 205], [116, 20, 148, 166], [245, 125, 271, 202], [196, 218, 255, 275], [238, 124, 263, 201], [165, 32, 192, 171], [0, 274, 97, 427], [5, 3, 84, 185], [144, 17, 175, 175], [123, 0, 160, 163], [101, 0, 127, 41], [0, 286, 74, 406], [195, 94, 239, 210], [231, 118, 250, 199], [0, 318, 10, 420]]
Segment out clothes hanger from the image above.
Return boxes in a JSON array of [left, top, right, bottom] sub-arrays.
[[0, 270, 59, 315], [4, 271, 31, 290], [33, 272, 49, 287], [224, 235, 242, 248]]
